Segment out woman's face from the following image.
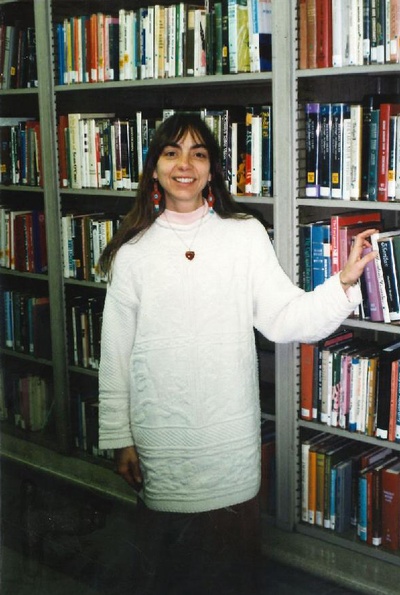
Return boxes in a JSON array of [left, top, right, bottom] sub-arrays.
[[153, 130, 211, 212]]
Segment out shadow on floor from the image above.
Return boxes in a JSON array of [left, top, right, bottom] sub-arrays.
[[0, 461, 362, 595]]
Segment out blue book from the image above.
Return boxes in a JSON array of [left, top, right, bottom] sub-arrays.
[[334, 458, 353, 533], [311, 221, 331, 289]]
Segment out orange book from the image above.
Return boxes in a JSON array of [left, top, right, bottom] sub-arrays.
[[89, 13, 98, 83], [306, 0, 317, 69], [298, 0, 308, 69], [300, 342, 315, 420]]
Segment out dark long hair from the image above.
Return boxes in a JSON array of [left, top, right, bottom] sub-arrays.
[[99, 112, 249, 274]]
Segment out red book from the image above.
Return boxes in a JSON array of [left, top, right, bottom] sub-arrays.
[[382, 460, 400, 550], [377, 103, 400, 202], [316, 0, 332, 68], [300, 342, 315, 420], [330, 211, 381, 275], [57, 114, 69, 188]]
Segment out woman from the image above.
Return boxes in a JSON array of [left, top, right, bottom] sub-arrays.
[[98, 112, 376, 594]]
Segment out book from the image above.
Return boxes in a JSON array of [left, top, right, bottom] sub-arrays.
[[301, 432, 327, 521], [371, 455, 400, 546], [305, 0, 317, 69], [330, 210, 381, 275], [362, 244, 385, 322], [300, 342, 315, 421], [376, 233, 400, 321], [332, 0, 350, 67], [376, 340, 400, 439], [331, 102, 351, 199], [334, 457, 353, 532], [298, 0, 308, 69], [319, 103, 332, 197], [315, 0, 332, 68], [377, 103, 400, 201], [349, 104, 363, 199], [382, 459, 400, 550], [305, 102, 320, 197]]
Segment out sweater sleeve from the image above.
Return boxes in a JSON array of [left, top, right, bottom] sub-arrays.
[[98, 250, 139, 450], [251, 222, 362, 344]]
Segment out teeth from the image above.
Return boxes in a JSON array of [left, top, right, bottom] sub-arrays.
[[176, 177, 194, 183]]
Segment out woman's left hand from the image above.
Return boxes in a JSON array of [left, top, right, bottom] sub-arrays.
[[339, 228, 379, 290]]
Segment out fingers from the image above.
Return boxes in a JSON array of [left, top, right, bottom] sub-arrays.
[[115, 446, 143, 491]]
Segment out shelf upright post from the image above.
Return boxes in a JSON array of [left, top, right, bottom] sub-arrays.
[[33, 0, 71, 453], [271, 0, 298, 531]]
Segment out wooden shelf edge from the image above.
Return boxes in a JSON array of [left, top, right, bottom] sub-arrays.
[[0, 433, 137, 506]]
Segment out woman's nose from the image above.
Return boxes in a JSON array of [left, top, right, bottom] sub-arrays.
[[177, 152, 190, 167]]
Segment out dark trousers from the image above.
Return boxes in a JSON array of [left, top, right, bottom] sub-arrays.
[[134, 496, 262, 595]]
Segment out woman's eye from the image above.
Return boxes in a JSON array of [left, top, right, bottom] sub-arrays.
[[194, 151, 208, 159]]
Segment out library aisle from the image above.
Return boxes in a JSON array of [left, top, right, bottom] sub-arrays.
[[1, 460, 362, 595]]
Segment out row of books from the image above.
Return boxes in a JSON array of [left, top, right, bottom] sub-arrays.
[[71, 393, 113, 459], [68, 295, 105, 370], [0, 208, 47, 273], [0, 370, 51, 432], [300, 329, 400, 441], [305, 99, 400, 201], [299, 0, 400, 70], [59, 106, 273, 197], [56, 1, 272, 85], [299, 209, 380, 291], [300, 213, 400, 324], [301, 433, 400, 550], [1, 290, 51, 360], [0, 119, 42, 186], [62, 213, 120, 282], [0, 22, 37, 89]]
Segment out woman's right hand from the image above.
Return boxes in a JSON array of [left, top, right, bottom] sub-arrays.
[[115, 445, 143, 491]]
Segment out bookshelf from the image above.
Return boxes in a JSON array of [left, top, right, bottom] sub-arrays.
[[289, 0, 400, 587], [2, 1, 400, 593]]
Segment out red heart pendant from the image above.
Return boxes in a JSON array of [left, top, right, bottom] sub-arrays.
[[185, 251, 195, 260]]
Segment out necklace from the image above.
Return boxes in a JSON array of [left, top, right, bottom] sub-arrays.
[[163, 206, 206, 260]]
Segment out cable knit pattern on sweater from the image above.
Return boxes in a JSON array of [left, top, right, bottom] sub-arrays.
[[99, 213, 362, 512]]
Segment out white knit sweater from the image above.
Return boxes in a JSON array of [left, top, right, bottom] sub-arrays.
[[98, 210, 361, 513]]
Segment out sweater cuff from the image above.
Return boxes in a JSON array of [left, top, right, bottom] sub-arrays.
[[335, 272, 362, 304]]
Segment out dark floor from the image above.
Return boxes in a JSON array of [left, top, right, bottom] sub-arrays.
[[0, 460, 363, 595]]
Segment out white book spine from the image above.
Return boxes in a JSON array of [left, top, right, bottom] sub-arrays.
[[395, 114, 400, 199], [341, 118, 352, 200], [118, 9, 126, 81], [350, 104, 362, 199], [169, 5, 177, 78]]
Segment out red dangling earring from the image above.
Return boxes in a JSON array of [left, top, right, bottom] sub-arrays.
[[151, 179, 161, 213], [207, 182, 215, 214]]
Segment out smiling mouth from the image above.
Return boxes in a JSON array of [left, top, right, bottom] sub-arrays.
[[175, 177, 195, 183]]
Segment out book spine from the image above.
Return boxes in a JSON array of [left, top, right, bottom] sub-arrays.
[[316, 0, 332, 68], [378, 238, 400, 321], [305, 102, 320, 197], [319, 103, 331, 197]]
